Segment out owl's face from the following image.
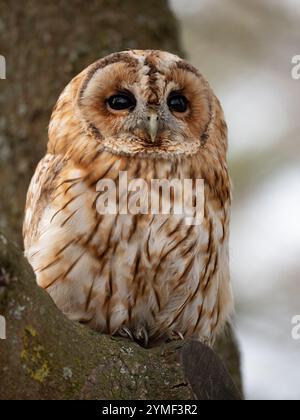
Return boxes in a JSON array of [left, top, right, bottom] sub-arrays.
[[75, 50, 216, 158], [49, 50, 227, 161]]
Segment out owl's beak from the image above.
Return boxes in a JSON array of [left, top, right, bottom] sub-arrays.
[[147, 112, 159, 143]]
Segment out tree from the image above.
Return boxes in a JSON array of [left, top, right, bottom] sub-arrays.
[[0, 0, 242, 399], [0, 0, 182, 241]]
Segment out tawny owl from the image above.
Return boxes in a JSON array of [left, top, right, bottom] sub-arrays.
[[23, 50, 233, 347]]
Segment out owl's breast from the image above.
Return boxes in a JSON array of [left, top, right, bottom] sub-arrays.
[[26, 153, 231, 343]]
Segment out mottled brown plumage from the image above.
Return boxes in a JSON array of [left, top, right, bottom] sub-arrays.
[[23, 50, 233, 346]]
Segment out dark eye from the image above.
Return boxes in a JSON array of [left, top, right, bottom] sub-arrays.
[[107, 94, 136, 111], [168, 94, 189, 113]]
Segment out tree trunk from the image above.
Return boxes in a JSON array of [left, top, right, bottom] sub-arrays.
[[0, 0, 182, 242], [0, 0, 243, 399]]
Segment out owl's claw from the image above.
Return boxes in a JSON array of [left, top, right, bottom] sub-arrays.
[[170, 330, 185, 341], [118, 326, 134, 341], [116, 325, 149, 347], [177, 331, 185, 341], [136, 326, 149, 348]]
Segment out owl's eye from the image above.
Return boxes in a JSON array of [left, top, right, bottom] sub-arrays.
[[107, 94, 136, 111], [167, 94, 189, 114]]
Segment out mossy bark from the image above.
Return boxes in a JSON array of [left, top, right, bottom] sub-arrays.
[[0, 233, 190, 400]]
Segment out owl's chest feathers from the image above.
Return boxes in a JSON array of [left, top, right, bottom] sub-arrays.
[[52, 151, 226, 253], [31, 152, 230, 340], [46, 152, 227, 283], [52, 153, 206, 261]]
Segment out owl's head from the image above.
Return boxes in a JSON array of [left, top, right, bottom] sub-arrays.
[[49, 50, 227, 159]]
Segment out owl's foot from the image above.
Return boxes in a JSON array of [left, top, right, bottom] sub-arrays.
[[115, 326, 149, 348], [117, 326, 134, 341], [174, 331, 185, 341], [135, 326, 149, 348], [167, 330, 185, 342]]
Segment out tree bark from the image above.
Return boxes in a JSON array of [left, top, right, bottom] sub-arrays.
[[0, 0, 182, 242], [0, 233, 242, 400], [0, 0, 243, 400]]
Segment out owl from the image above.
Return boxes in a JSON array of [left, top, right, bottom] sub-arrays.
[[23, 50, 233, 347]]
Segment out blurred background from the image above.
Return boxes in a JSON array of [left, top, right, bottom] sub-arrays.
[[170, 0, 300, 400], [0, 0, 299, 400]]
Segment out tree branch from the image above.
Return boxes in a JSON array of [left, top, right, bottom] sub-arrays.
[[0, 233, 242, 400]]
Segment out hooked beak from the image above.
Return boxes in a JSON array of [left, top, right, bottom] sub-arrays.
[[147, 112, 159, 143]]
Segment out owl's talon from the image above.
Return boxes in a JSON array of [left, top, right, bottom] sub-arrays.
[[170, 330, 185, 341], [177, 331, 185, 341], [136, 326, 149, 348], [118, 327, 134, 341]]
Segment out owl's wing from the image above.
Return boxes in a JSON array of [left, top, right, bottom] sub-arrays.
[[23, 153, 64, 252]]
